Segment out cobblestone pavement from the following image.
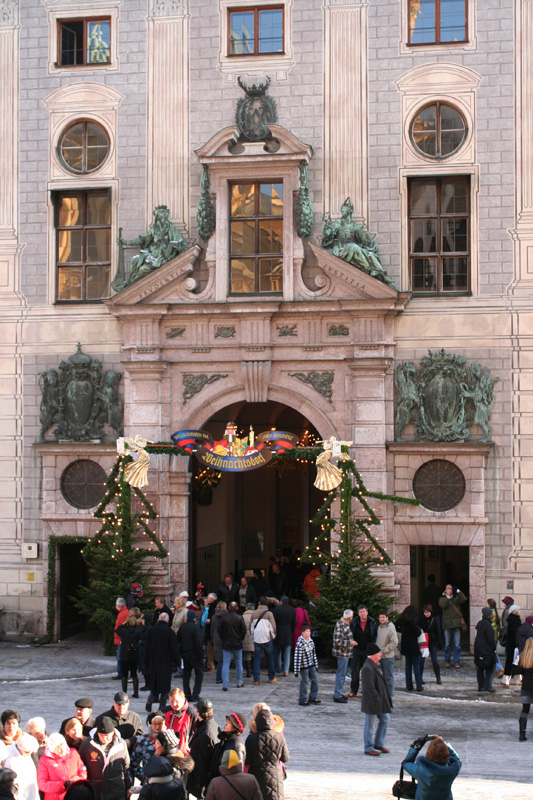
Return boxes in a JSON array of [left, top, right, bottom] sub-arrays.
[[0, 639, 527, 799]]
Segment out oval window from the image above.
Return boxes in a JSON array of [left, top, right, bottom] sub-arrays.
[[410, 103, 466, 159], [59, 120, 110, 174]]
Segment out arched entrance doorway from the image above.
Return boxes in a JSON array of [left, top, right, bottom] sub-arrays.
[[190, 401, 323, 587]]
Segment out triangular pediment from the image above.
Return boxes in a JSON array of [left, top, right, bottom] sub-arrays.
[[309, 243, 410, 307], [195, 124, 313, 163], [105, 245, 202, 307]]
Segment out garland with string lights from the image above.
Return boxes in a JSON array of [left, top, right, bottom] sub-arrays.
[[296, 447, 419, 651], [72, 453, 169, 654]]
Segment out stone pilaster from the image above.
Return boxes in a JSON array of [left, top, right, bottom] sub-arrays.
[[509, 0, 533, 292], [147, 0, 190, 229], [323, 0, 368, 222], [0, 1, 24, 626]]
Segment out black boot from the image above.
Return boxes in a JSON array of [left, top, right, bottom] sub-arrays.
[[433, 663, 442, 685], [420, 660, 425, 685], [519, 713, 528, 741], [245, 660, 252, 678], [132, 675, 139, 698], [121, 676, 128, 694]]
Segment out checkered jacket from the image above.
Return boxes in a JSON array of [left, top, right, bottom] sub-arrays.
[[332, 619, 353, 658], [294, 634, 318, 676]]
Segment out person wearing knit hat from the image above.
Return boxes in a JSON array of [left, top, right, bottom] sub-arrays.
[[502, 604, 522, 687], [205, 747, 262, 800], [474, 608, 497, 693], [78, 718, 131, 800], [360, 643, 392, 756], [244, 708, 289, 800], [516, 613, 533, 656], [499, 596, 515, 650], [207, 713, 246, 784], [38, 734, 87, 800], [3, 734, 39, 800]]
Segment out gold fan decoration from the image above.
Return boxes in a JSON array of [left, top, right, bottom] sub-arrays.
[[314, 436, 353, 491], [117, 435, 152, 489]]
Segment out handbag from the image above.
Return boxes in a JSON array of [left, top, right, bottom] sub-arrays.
[[392, 762, 417, 799], [417, 631, 429, 659], [460, 615, 468, 634]]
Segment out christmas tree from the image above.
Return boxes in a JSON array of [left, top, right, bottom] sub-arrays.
[[74, 453, 167, 654], [299, 446, 418, 650]]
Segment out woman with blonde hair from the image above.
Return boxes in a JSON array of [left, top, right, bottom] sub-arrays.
[[248, 704, 284, 735], [518, 637, 533, 740]]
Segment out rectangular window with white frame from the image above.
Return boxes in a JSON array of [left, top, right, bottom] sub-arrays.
[[408, 176, 470, 295], [228, 5, 284, 55], [55, 190, 111, 303], [229, 181, 283, 295], [408, 0, 467, 46], [57, 17, 111, 66]]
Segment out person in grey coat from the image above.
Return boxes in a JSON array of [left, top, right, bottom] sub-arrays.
[[360, 643, 392, 757]]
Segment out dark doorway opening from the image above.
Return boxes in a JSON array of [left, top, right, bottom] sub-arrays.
[[411, 544, 470, 631], [191, 400, 323, 585], [59, 542, 87, 639]]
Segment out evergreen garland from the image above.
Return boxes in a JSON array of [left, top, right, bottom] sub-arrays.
[[73, 454, 168, 654]]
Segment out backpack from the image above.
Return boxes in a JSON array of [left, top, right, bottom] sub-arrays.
[[123, 633, 140, 660]]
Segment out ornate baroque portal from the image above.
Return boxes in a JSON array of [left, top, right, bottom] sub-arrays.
[[105, 120, 409, 592]]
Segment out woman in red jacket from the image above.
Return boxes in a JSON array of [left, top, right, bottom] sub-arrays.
[[37, 734, 86, 800]]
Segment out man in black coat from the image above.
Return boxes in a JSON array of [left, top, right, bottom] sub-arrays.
[[268, 563, 287, 599], [94, 692, 143, 751], [145, 612, 181, 711], [220, 601, 247, 690], [217, 573, 240, 605], [273, 595, 296, 676], [60, 697, 96, 737], [350, 605, 378, 697], [153, 597, 174, 625], [189, 699, 220, 799], [177, 609, 204, 701], [474, 607, 497, 692], [360, 643, 392, 756]]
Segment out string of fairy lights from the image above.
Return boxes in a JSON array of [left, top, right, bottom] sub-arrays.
[[87, 440, 418, 569]]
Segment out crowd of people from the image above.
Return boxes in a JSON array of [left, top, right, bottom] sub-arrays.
[[112, 567, 314, 711], [0, 692, 289, 800], [5, 565, 530, 800]]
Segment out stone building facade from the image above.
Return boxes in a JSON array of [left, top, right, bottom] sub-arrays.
[[0, 0, 530, 641]]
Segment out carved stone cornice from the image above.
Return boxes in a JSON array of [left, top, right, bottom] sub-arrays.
[[309, 244, 410, 310], [105, 245, 202, 307]]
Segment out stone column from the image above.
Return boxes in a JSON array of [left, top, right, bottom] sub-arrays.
[[168, 466, 191, 590], [323, 0, 368, 222], [147, 0, 189, 230]]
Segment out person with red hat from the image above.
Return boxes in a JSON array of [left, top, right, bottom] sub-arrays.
[[208, 713, 246, 785]]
